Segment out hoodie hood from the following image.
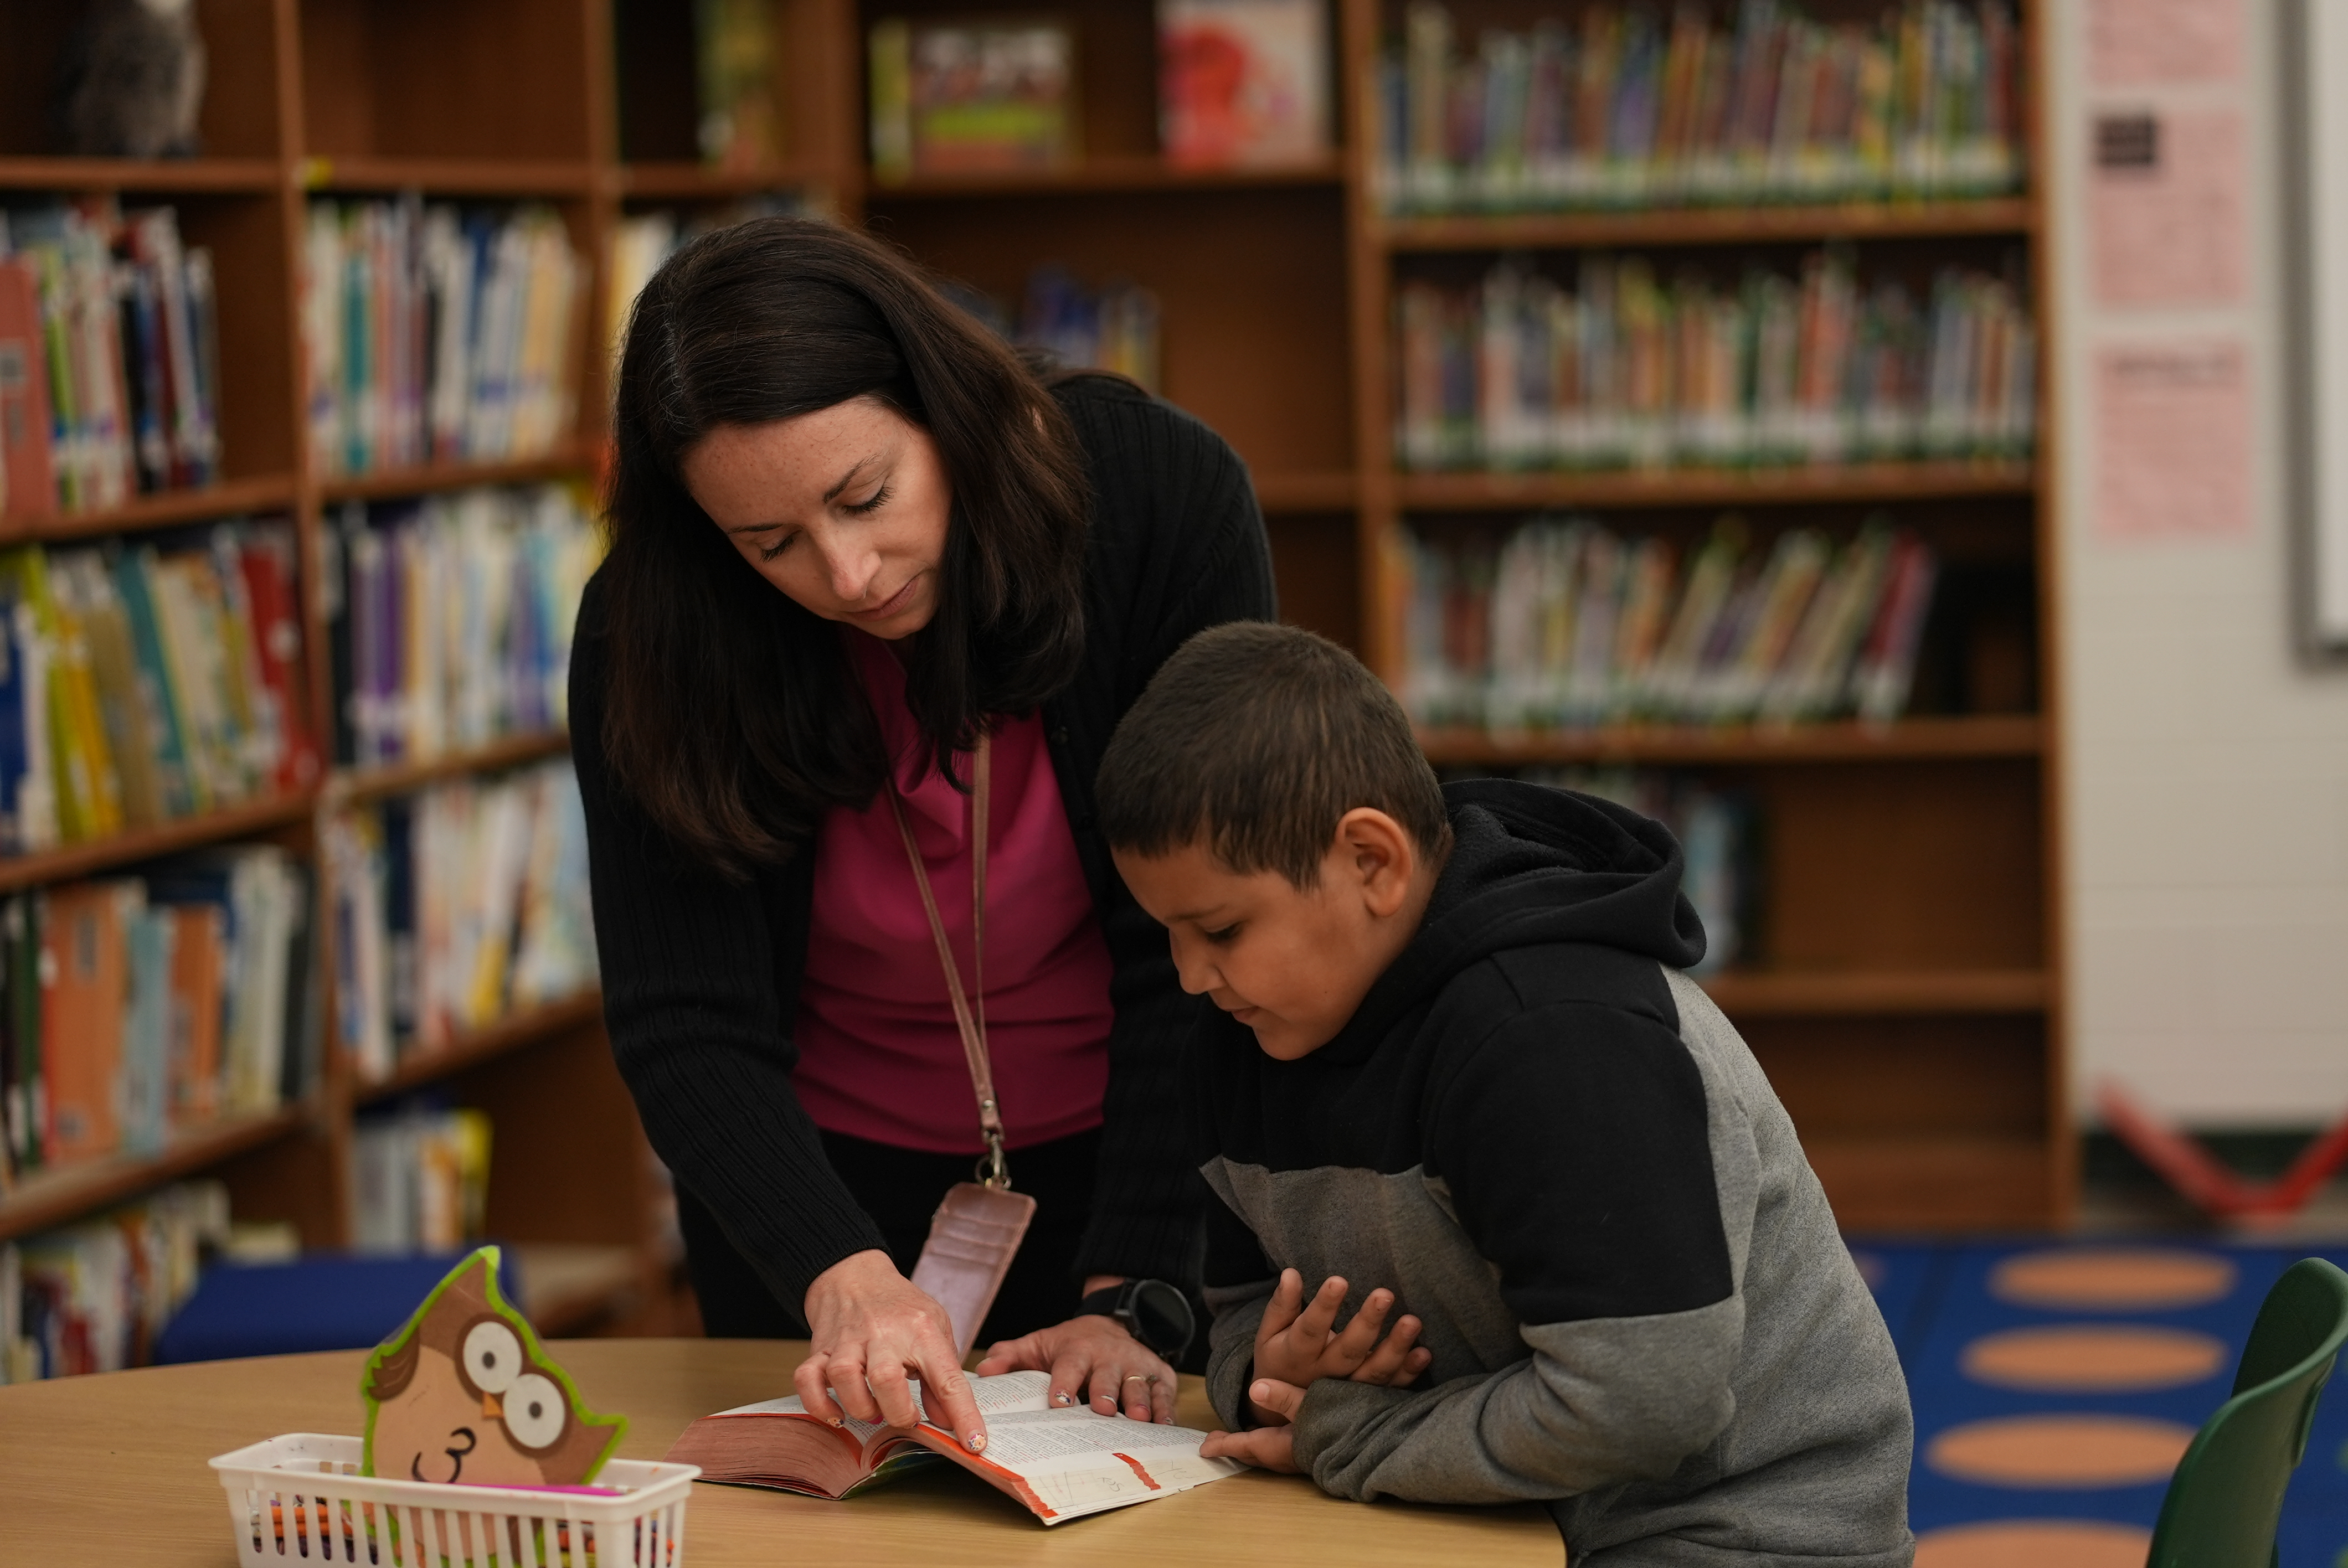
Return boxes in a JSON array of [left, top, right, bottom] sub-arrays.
[[1320, 778, 1706, 1062]]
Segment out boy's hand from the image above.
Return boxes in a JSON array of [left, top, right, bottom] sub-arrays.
[[1248, 1268, 1433, 1425], [1202, 1379, 1306, 1472]]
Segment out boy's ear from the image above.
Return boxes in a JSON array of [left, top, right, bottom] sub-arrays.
[[1333, 807, 1418, 916]]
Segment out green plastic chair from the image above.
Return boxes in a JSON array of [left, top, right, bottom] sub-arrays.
[[2145, 1256, 2348, 1568]]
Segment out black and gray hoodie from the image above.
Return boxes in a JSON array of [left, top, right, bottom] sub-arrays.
[[1190, 779, 1914, 1566]]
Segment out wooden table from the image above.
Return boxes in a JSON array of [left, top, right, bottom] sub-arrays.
[[0, 1338, 1563, 1565]]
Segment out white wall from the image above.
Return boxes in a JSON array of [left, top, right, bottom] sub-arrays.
[[2052, 0, 2348, 1123]]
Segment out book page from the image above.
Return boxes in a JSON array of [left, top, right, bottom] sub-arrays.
[[918, 1406, 1243, 1524]]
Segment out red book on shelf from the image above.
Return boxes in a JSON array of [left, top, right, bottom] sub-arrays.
[[0, 258, 59, 521], [166, 902, 226, 1129], [237, 529, 321, 791], [41, 881, 135, 1165]]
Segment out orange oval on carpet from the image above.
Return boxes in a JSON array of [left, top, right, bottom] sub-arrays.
[[1961, 1324, 2230, 1391], [1989, 1248, 2236, 1311], [1915, 1520, 2154, 1568], [1925, 1415, 2196, 1487]]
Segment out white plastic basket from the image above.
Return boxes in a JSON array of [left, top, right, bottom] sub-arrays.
[[209, 1433, 699, 1567]]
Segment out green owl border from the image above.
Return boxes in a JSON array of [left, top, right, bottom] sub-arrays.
[[358, 1244, 629, 1485]]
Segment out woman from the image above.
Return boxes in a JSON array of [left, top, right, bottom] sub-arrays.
[[571, 218, 1275, 1454]]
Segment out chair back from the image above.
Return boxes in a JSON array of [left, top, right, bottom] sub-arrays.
[[2146, 1257, 2348, 1568]]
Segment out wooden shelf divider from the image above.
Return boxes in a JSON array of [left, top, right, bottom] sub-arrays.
[[329, 731, 573, 806], [1397, 459, 2037, 512], [1376, 196, 2036, 252], [296, 157, 597, 197], [0, 474, 301, 543], [868, 154, 1346, 200], [1255, 471, 1361, 513], [353, 990, 607, 1106], [0, 1108, 308, 1244], [1701, 968, 2049, 1016], [615, 161, 833, 199], [1420, 715, 2043, 766], [317, 449, 595, 503], [0, 795, 313, 897], [0, 158, 282, 193]]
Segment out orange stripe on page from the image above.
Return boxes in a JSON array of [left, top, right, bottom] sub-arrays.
[[1112, 1453, 1163, 1490]]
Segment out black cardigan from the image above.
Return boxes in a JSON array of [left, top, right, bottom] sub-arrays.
[[569, 375, 1279, 1310]]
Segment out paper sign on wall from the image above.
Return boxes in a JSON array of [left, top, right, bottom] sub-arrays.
[[2089, 0, 2246, 86], [2094, 341, 2253, 541], [2092, 108, 2249, 308]]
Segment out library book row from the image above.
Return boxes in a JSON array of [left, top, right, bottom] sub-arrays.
[[1, 1102, 492, 1384], [1398, 513, 1936, 731], [1396, 248, 2035, 474], [0, 482, 594, 859], [0, 754, 596, 1194], [1376, 0, 2023, 216]]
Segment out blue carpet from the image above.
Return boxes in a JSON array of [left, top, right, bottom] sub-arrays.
[[1851, 1239, 2348, 1565]]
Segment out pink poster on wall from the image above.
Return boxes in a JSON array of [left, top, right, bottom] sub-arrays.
[[2094, 341, 2254, 541], [2089, 0, 2246, 85], [2091, 108, 2249, 308]]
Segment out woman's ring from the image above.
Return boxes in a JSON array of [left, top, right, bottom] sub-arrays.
[[1124, 1374, 1150, 1384]]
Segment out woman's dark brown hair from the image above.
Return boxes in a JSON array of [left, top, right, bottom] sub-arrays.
[[598, 218, 1089, 875]]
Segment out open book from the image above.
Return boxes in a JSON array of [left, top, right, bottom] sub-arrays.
[[663, 1369, 1242, 1524]]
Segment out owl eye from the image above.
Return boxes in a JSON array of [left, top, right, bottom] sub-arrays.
[[502, 1371, 568, 1451], [462, 1320, 524, 1394]]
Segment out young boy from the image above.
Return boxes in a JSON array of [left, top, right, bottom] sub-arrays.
[[1095, 622, 1913, 1566]]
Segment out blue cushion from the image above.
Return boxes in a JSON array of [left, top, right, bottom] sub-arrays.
[[152, 1251, 526, 1364]]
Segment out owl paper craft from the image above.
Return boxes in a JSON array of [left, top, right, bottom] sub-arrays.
[[362, 1246, 625, 1488]]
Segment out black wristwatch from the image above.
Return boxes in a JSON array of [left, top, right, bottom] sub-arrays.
[[1080, 1278, 1194, 1360]]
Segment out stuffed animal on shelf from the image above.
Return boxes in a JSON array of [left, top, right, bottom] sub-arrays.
[[54, 0, 208, 159], [361, 1246, 626, 1488]]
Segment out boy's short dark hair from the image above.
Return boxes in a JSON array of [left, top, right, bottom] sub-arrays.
[[1096, 622, 1451, 886]]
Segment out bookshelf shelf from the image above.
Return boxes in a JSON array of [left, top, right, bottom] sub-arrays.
[[0, 794, 313, 897], [0, 158, 282, 194], [0, 1107, 307, 1245], [296, 158, 597, 198], [1418, 715, 2044, 767], [1701, 968, 2049, 1017], [615, 162, 831, 199], [330, 731, 574, 806], [1801, 1134, 2053, 1231], [1396, 460, 2038, 513], [1375, 197, 2036, 254], [316, 449, 595, 503], [0, 475, 302, 543], [353, 990, 607, 1107], [867, 154, 1347, 200]]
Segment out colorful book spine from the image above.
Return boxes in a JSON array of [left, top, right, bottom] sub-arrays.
[[1376, 0, 2022, 215], [1518, 765, 1757, 972], [328, 758, 597, 1077], [2, 1178, 230, 1381], [1393, 246, 2034, 472], [1399, 511, 1939, 730], [326, 483, 601, 769], [300, 201, 587, 477]]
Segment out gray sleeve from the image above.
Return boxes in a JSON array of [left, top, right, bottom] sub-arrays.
[[1287, 1297, 1744, 1504], [1202, 1278, 1275, 1430]]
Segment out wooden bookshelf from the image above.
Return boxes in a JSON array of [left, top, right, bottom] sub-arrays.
[[0, 0, 2064, 1338], [329, 731, 574, 805]]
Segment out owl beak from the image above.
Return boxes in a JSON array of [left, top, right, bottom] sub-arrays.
[[481, 1391, 504, 1420]]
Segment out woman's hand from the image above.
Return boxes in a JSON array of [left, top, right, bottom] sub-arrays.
[[1201, 1379, 1306, 1472], [974, 1297, 1178, 1424], [794, 1250, 988, 1452]]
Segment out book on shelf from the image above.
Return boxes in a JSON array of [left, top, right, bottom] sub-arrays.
[[0, 200, 222, 519], [327, 757, 598, 1081], [301, 200, 587, 478], [933, 266, 1163, 395], [1399, 512, 1938, 731], [351, 1103, 491, 1255], [0, 845, 317, 1189], [0, 522, 318, 855], [666, 1369, 1240, 1523], [697, 0, 784, 172], [1395, 247, 2035, 473], [2, 1179, 228, 1381], [1375, 0, 2022, 216], [323, 484, 600, 770], [1517, 766, 1755, 973], [1158, 0, 1330, 169], [868, 18, 1079, 180]]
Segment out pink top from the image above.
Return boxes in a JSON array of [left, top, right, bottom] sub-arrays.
[[791, 632, 1115, 1153]]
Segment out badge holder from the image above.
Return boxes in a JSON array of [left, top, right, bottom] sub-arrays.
[[888, 733, 1037, 1360]]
